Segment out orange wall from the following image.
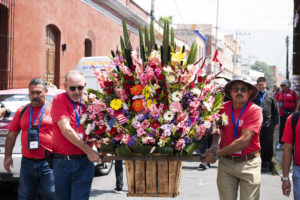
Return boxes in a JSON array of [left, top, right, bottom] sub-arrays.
[[12, 0, 140, 89]]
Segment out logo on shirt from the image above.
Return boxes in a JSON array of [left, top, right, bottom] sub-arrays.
[[239, 120, 244, 126]]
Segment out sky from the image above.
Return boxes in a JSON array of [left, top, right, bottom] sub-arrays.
[[133, 0, 294, 74]]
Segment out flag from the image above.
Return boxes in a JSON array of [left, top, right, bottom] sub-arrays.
[[115, 113, 128, 125], [212, 50, 222, 67]]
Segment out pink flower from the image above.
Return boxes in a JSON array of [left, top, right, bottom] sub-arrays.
[[122, 134, 131, 144], [114, 134, 124, 142], [89, 93, 96, 101], [176, 112, 188, 123], [141, 120, 150, 129], [175, 139, 185, 150], [82, 93, 88, 102], [137, 128, 146, 137], [142, 136, 156, 144], [170, 102, 183, 113]]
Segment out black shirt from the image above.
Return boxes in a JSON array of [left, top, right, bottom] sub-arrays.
[[252, 90, 279, 128]]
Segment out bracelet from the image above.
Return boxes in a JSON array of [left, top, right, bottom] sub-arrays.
[[281, 176, 290, 182]]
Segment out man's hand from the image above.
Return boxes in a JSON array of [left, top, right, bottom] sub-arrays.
[[203, 145, 219, 163], [3, 156, 13, 173], [282, 180, 291, 197], [86, 149, 101, 163]]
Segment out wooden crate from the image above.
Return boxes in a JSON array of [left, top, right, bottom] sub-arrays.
[[125, 154, 183, 197]]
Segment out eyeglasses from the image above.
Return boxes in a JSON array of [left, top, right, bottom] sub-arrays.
[[231, 87, 249, 93], [69, 86, 84, 91]]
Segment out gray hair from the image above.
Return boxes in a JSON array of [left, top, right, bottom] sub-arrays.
[[28, 78, 47, 90], [65, 70, 84, 83]]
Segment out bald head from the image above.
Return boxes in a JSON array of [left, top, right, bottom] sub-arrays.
[[64, 70, 86, 102]]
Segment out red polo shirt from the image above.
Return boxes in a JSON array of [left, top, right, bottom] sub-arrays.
[[8, 101, 53, 159], [281, 115, 300, 165], [51, 92, 87, 155], [220, 101, 263, 156], [275, 90, 298, 117]]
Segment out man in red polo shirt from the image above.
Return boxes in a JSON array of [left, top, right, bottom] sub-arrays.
[[281, 114, 300, 199], [4, 78, 54, 200], [205, 75, 263, 200], [275, 80, 299, 149], [51, 70, 100, 200]]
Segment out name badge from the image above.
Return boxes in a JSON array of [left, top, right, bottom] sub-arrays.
[[235, 151, 242, 154], [28, 127, 40, 150]]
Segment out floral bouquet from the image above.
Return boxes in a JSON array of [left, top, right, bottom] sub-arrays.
[[81, 19, 226, 157]]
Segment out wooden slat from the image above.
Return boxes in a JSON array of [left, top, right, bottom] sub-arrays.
[[102, 154, 206, 161], [124, 160, 135, 195]]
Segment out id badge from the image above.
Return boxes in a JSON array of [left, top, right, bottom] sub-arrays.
[[235, 151, 242, 154], [280, 102, 284, 107], [28, 127, 40, 150]]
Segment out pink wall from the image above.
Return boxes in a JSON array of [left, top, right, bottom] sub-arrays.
[[12, 0, 141, 89]]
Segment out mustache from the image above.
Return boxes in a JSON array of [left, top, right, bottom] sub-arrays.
[[235, 94, 243, 98], [32, 98, 40, 102]]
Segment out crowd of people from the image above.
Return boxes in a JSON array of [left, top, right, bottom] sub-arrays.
[[1, 70, 300, 200]]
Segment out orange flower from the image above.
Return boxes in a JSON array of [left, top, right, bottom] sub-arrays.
[[132, 99, 144, 112], [130, 85, 143, 96]]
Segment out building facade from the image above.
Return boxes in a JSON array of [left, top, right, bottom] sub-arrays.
[[0, 0, 151, 89]]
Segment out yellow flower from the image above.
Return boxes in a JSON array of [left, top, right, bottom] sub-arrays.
[[146, 99, 157, 108], [142, 86, 150, 99], [171, 48, 186, 64], [110, 99, 122, 110]]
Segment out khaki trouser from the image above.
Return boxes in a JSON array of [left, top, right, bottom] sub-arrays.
[[217, 156, 261, 200]]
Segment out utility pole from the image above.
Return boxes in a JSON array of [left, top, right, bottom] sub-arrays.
[[286, 36, 289, 80], [214, 0, 219, 74], [150, 0, 155, 21], [293, 1, 300, 75]]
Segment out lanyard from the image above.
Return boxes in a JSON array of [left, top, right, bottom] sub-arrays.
[[231, 102, 248, 140], [67, 94, 82, 129], [29, 104, 46, 130], [258, 91, 266, 106]]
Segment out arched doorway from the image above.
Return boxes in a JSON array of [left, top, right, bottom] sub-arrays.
[[85, 39, 92, 57], [45, 25, 60, 88]]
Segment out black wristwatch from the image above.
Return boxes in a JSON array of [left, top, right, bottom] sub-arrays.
[[281, 176, 290, 182]]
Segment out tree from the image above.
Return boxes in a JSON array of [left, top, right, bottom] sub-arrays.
[[251, 60, 276, 89]]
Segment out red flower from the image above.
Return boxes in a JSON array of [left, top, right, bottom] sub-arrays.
[[151, 121, 161, 129], [158, 74, 165, 81], [190, 82, 196, 89], [109, 128, 118, 137], [106, 88, 113, 94], [95, 126, 106, 135], [198, 76, 203, 83], [131, 65, 136, 71], [124, 83, 130, 88], [163, 104, 168, 110], [104, 81, 110, 87], [155, 88, 162, 94], [109, 81, 114, 87]]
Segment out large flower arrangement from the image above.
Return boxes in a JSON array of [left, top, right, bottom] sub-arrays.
[[81, 19, 226, 156]]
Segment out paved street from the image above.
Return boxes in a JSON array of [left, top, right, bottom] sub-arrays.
[[90, 159, 286, 200]]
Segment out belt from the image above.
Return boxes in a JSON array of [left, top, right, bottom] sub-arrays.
[[224, 151, 260, 163], [53, 153, 86, 160], [23, 156, 45, 162]]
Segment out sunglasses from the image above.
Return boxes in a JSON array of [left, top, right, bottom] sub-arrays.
[[69, 86, 84, 91], [231, 87, 249, 93]]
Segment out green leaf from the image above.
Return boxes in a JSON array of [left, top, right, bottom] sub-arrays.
[[150, 20, 156, 47], [171, 27, 175, 50], [116, 144, 132, 157], [122, 17, 131, 51], [144, 24, 150, 57], [183, 142, 198, 156]]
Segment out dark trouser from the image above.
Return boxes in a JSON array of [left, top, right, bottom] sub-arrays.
[[279, 116, 288, 144], [260, 126, 275, 163], [115, 160, 123, 189]]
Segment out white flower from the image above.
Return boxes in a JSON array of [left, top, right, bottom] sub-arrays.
[[85, 123, 93, 135], [163, 111, 175, 121], [80, 114, 88, 125], [221, 113, 229, 126], [171, 91, 182, 102], [158, 139, 166, 147], [166, 75, 176, 83], [163, 66, 173, 73], [191, 88, 201, 96]]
